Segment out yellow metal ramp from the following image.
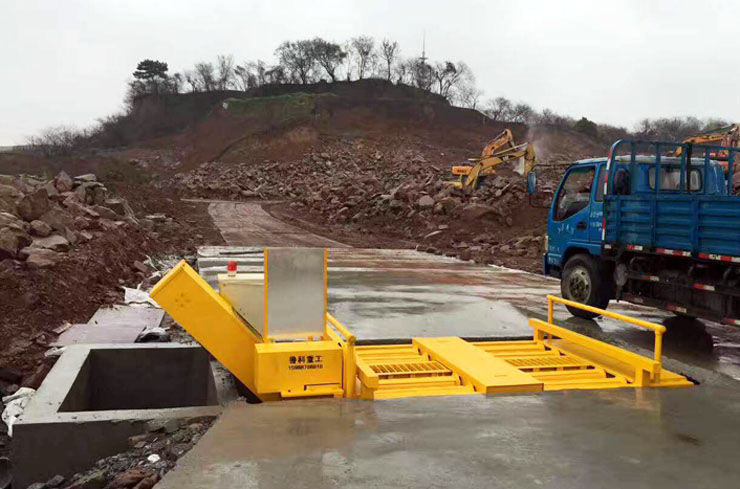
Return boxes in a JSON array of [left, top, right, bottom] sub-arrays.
[[150, 260, 692, 402], [355, 343, 477, 400], [353, 297, 691, 399]]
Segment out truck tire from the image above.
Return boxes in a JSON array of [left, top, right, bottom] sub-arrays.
[[561, 254, 610, 319]]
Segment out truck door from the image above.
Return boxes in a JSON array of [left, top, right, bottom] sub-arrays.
[[547, 165, 596, 269], [588, 164, 606, 242]]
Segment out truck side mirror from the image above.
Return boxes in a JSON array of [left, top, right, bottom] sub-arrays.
[[527, 171, 538, 194]]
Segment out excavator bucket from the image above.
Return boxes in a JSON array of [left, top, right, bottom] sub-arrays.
[[449, 127, 536, 189]]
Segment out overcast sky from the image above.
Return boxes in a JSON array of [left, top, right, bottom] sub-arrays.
[[0, 0, 736, 145]]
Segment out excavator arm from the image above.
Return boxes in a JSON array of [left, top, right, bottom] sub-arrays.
[[451, 139, 536, 189], [672, 124, 740, 160]]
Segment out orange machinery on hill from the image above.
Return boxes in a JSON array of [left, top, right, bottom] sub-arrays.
[[450, 128, 536, 189]]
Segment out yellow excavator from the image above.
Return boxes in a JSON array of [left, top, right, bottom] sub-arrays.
[[673, 123, 740, 160], [450, 128, 536, 189]]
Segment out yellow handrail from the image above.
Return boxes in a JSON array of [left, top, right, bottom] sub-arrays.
[[326, 313, 356, 344], [326, 313, 356, 398], [547, 295, 665, 364]]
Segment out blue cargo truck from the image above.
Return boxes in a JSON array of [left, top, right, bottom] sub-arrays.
[[540, 139, 740, 323]]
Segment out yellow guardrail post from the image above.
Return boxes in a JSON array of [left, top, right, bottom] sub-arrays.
[[326, 313, 357, 398], [546, 295, 666, 367]]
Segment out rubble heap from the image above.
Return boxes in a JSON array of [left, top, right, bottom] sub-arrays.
[[0, 172, 141, 269], [172, 140, 560, 271]]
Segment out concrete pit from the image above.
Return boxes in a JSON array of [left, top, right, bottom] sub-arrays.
[[12, 344, 234, 488]]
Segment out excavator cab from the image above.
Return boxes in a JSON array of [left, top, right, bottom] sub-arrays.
[[450, 128, 536, 189]]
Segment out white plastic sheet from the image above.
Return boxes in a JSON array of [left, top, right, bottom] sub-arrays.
[[122, 287, 160, 308], [1, 387, 35, 437]]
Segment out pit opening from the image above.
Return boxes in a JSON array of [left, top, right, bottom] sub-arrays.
[[59, 347, 218, 412]]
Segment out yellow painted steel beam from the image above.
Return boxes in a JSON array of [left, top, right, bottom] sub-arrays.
[[547, 295, 665, 363], [530, 318, 659, 386], [149, 260, 267, 399], [151, 262, 690, 402], [413, 337, 543, 394]]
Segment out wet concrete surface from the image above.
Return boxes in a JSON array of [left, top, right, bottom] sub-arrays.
[[198, 246, 740, 381], [201, 201, 740, 380], [159, 386, 740, 489], [54, 305, 164, 345], [159, 202, 740, 488]]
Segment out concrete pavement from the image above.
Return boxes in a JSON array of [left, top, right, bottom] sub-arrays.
[[153, 201, 740, 488], [158, 386, 740, 489]]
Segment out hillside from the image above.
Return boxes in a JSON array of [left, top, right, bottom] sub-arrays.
[[0, 79, 613, 425], [145, 80, 607, 271], [1, 80, 611, 274]]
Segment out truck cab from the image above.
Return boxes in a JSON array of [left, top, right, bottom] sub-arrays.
[[544, 158, 608, 278], [542, 147, 732, 320]]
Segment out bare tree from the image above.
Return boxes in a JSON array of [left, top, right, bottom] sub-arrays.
[[275, 40, 317, 84], [216, 55, 236, 90], [194, 62, 216, 91], [250, 60, 270, 86], [168, 73, 183, 94], [484, 97, 513, 121], [380, 39, 400, 81], [433, 61, 470, 99], [393, 58, 416, 85], [632, 116, 730, 141], [311, 38, 346, 82], [455, 84, 483, 109], [234, 64, 250, 91], [184, 70, 201, 92], [509, 103, 535, 123], [25, 125, 88, 157], [350, 36, 376, 80], [265, 64, 288, 84]]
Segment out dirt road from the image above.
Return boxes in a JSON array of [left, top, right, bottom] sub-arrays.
[[205, 201, 347, 247]]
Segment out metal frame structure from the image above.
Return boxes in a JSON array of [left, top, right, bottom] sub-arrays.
[[150, 253, 690, 402]]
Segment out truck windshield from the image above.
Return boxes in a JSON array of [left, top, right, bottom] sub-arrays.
[[554, 166, 594, 221]]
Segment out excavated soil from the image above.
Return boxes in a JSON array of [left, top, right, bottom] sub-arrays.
[[0, 164, 223, 388]]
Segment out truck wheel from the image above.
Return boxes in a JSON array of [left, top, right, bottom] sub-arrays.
[[561, 254, 609, 319]]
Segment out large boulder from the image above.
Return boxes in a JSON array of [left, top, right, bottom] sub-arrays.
[[0, 212, 25, 231], [91, 186, 108, 205], [104, 198, 136, 219], [417, 195, 435, 210], [54, 171, 74, 193], [0, 184, 21, 213], [16, 188, 50, 222], [457, 203, 500, 222], [32, 234, 70, 252], [92, 205, 119, 220], [42, 180, 59, 199], [0, 226, 32, 259], [74, 173, 98, 184], [38, 207, 75, 232], [64, 198, 100, 219], [24, 247, 60, 269], [74, 181, 106, 205], [30, 220, 53, 237]]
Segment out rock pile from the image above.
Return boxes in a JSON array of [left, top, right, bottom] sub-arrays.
[[0, 172, 138, 269], [171, 141, 559, 270], [23, 417, 214, 489]]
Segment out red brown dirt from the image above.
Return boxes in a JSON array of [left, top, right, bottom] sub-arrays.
[[0, 168, 223, 386]]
